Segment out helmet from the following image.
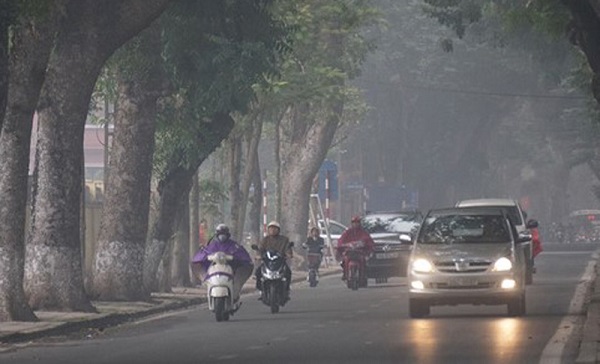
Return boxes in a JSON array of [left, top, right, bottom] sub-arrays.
[[267, 221, 280, 229], [351, 215, 361, 223], [216, 223, 230, 235]]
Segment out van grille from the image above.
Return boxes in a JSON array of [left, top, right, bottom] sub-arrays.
[[434, 260, 491, 273]]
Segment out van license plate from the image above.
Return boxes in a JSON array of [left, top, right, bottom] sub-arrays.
[[375, 252, 399, 259]]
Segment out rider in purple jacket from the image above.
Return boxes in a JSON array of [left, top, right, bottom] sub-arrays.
[[191, 224, 253, 302]]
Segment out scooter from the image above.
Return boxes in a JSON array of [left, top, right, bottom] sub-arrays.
[[252, 243, 294, 313], [302, 244, 322, 288], [340, 240, 368, 291], [205, 251, 239, 322]]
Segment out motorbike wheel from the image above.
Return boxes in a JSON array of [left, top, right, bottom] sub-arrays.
[[270, 284, 280, 314], [507, 292, 526, 317], [349, 265, 359, 291], [308, 269, 317, 287], [214, 297, 226, 322]]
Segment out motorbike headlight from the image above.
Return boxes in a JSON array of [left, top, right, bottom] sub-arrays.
[[492, 257, 512, 272], [411, 258, 433, 273]]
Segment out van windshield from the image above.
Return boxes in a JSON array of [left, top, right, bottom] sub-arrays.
[[418, 214, 510, 244]]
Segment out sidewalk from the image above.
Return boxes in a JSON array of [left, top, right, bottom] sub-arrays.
[[0, 265, 342, 347]]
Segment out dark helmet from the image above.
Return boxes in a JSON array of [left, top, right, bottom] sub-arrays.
[[216, 224, 230, 235]]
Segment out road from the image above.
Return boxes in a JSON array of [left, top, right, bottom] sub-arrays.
[[2, 242, 596, 364]]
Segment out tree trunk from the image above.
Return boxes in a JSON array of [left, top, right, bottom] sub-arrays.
[[233, 118, 263, 240], [228, 135, 243, 237], [25, 0, 171, 311], [143, 112, 235, 295], [278, 103, 341, 250], [562, 1, 600, 104], [0, 5, 62, 321], [189, 172, 200, 283], [171, 195, 191, 287], [250, 149, 263, 242], [89, 27, 166, 300]]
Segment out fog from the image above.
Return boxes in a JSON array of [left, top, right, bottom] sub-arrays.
[[326, 0, 595, 226]]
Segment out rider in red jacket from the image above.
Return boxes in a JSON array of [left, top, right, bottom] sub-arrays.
[[337, 215, 375, 281]]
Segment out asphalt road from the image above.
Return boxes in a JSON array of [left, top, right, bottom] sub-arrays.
[[2, 242, 596, 364]]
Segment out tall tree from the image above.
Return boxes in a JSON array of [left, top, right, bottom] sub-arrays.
[[268, 0, 376, 245], [25, 0, 171, 311], [142, 0, 288, 294], [0, 0, 18, 130], [0, 0, 63, 322], [89, 23, 169, 301]]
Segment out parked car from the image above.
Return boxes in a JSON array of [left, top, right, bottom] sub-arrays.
[[405, 207, 529, 318], [362, 210, 422, 283], [316, 219, 347, 261], [455, 198, 537, 284], [564, 209, 600, 243]]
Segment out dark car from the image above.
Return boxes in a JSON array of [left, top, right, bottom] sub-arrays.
[[362, 210, 423, 283]]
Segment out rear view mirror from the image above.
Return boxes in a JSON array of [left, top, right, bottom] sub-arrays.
[[517, 232, 532, 243]]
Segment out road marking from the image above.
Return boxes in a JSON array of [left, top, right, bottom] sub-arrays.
[[540, 252, 594, 255], [539, 252, 597, 364]]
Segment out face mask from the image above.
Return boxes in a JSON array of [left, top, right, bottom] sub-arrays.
[[217, 234, 228, 242]]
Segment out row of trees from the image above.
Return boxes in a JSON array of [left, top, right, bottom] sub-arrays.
[[0, 0, 376, 322], [414, 0, 600, 213], [338, 0, 600, 225], [1, 0, 599, 324]]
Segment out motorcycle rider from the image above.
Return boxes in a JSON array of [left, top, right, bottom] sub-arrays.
[[528, 219, 543, 272], [337, 215, 375, 282], [303, 226, 325, 277], [255, 221, 293, 298], [190, 224, 254, 304]]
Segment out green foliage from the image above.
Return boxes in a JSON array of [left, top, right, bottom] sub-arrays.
[[198, 178, 228, 218], [150, 0, 291, 176], [422, 0, 482, 38], [253, 0, 379, 125], [161, 0, 289, 116]]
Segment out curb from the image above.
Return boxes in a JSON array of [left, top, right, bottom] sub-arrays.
[[576, 252, 600, 364], [0, 268, 342, 345]]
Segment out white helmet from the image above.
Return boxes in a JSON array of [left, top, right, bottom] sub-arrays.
[[267, 221, 280, 229]]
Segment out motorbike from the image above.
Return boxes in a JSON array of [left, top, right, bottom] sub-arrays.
[[252, 243, 294, 313], [304, 250, 322, 288], [205, 251, 239, 322], [339, 240, 368, 291]]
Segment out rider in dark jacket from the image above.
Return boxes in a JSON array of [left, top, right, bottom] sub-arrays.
[[255, 221, 293, 296], [303, 226, 325, 273]]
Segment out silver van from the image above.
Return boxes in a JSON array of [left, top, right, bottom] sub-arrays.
[[405, 207, 528, 318], [455, 198, 536, 284]]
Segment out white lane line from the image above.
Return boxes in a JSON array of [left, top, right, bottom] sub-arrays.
[[539, 252, 597, 364], [541, 252, 594, 255]]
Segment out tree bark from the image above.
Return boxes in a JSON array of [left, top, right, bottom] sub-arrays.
[[278, 103, 341, 250], [171, 195, 191, 287], [563, 1, 600, 104], [89, 26, 167, 300], [143, 112, 235, 295], [25, 0, 171, 311], [0, 4, 63, 321]]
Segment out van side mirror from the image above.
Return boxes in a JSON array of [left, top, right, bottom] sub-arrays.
[[517, 232, 532, 243]]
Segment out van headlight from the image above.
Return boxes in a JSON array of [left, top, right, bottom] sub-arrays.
[[492, 257, 512, 272], [411, 258, 434, 273]]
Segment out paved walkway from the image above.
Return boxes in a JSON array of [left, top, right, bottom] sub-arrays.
[[0, 265, 342, 347]]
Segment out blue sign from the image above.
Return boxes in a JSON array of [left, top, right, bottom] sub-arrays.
[[318, 160, 338, 201]]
